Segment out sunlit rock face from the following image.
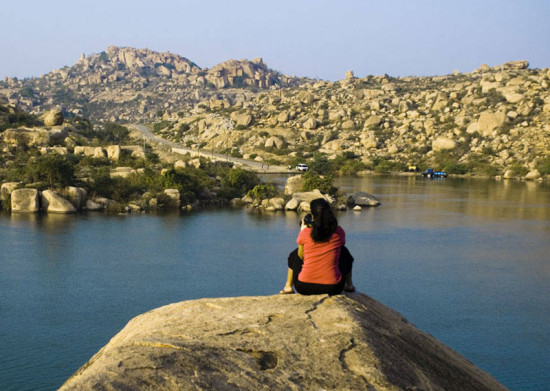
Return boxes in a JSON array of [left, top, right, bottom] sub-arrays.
[[59, 293, 507, 391]]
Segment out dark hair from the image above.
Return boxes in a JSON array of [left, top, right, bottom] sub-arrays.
[[310, 198, 337, 243]]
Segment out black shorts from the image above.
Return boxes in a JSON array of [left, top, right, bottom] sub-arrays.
[[287, 246, 354, 295]]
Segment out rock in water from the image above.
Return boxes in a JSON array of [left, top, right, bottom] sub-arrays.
[[59, 293, 507, 391], [348, 191, 381, 206]]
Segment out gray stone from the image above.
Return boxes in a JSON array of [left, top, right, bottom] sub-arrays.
[[85, 199, 103, 211], [11, 188, 40, 213], [59, 294, 508, 391], [348, 191, 380, 207]]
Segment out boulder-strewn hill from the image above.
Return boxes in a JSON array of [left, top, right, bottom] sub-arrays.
[[151, 61, 550, 178], [0, 46, 308, 123], [59, 293, 508, 391], [0, 48, 548, 178]]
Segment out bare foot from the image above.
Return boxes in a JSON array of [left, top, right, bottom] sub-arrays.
[[279, 287, 294, 294]]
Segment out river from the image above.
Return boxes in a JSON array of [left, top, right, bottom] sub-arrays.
[[1, 176, 549, 390]]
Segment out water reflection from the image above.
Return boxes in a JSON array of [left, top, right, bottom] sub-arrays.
[[335, 176, 550, 223]]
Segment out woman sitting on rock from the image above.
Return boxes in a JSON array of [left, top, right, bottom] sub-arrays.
[[280, 198, 355, 295]]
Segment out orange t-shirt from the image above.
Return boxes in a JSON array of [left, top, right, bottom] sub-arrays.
[[297, 226, 345, 284]]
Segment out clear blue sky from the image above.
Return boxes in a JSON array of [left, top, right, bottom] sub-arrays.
[[2, 0, 549, 81]]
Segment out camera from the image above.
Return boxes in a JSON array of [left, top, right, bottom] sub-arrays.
[[303, 213, 313, 227]]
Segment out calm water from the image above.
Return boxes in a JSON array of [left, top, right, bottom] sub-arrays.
[[1, 176, 549, 391]]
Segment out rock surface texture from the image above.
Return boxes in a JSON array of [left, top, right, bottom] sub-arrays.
[[59, 293, 507, 391]]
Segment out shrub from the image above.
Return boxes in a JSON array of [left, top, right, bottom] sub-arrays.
[[372, 157, 406, 173], [302, 171, 337, 195], [24, 154, 75, 187], [536, 158, 550, 176], [445, 163, 468, 175], [247, 183, 277, 200]]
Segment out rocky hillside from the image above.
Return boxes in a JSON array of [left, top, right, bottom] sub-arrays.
[[0, 46, 308, 123], [59, 293, 507, 391], [1, 47, 548, 178], [152, 61, 550, 178]]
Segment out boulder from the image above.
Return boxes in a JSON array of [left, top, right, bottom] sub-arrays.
[[286, 190, 332, 211], [277, 111, 289, 123], [62, 186, 87, 210], [347, 191, 380, 207], [502, 60, 529, 70], [284, 175, 304, 195], [11, 188, 40, 213], [106, 145, 121, 160], [345, 70, 355, 79], [342, 120, 355, 130], [85, 199, 104, 211], [42, 108, 64, 126], [525, 169, 541, 180], [364, 115, 382, 128], [58, 294, 508, 391], [432, 137, 457, 152], [1, 182, 20, 200], [477, 111, 507, 137], [230, 112, 253, 127], [303, 117, 318, 130], [297, 90, 314, 105], [41, 190, 77, 213], [163, 189, 181, 208], [264, 136, 284, 149]]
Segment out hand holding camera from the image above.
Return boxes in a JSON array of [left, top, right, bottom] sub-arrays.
[[300, 213, 313, 230]]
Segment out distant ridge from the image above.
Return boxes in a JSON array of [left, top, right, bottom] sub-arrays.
[[0, 46, 309, 122]]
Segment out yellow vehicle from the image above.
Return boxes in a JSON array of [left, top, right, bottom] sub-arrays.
[[408, 164, 418, 172]]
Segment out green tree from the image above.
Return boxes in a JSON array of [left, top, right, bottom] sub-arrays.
[[24, 154, 75, 187]]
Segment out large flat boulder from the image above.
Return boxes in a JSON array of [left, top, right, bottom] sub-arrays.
[[59, 293, 507, 391]]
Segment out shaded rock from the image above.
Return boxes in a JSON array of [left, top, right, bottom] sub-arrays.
[[62, 186, 87, 210], [41, 190, 77, 213], [1, 182, 20, 200], [85, 199, 104, 211], [347, 191, 380, 207], [59, 293, 507, 391], [11, 188, 40, 213], [42, 108, 64, 126], [265, 136, 284, 149], [163, 189, 181, 208]]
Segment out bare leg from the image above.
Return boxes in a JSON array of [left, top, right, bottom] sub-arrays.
[[279, 268, 294, 294]]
